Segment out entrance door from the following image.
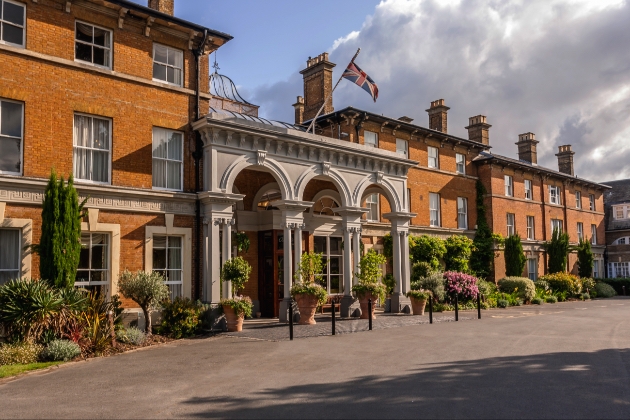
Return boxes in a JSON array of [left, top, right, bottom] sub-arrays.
[[258, 231, 275, 318]]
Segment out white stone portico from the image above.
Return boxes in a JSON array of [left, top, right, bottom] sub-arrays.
[[192, 110, 417, 320]]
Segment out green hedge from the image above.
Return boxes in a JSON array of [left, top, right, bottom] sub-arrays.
[[596, 278, 630, 295]]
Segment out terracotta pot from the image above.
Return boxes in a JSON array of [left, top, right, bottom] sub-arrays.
[[294, 293, 319, 325], [223, 305, 244, 332], [410, 296, 427, 316], [359, 292, 376, 319]]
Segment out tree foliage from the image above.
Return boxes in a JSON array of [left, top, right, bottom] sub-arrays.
[[504, 234, 526, 277], [443, 235, 474, 273], [118, 270, 169, 335], [409, 235, 446, 269], [543, 228, 570, 274], [38, 170, 86, 289], [352, 250, 388, 302], [470, 180, 495, 279], [577, 238, 594, 278], [220, 257, 252, 297]]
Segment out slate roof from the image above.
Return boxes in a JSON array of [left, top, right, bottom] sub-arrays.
[[602, 179, 630, 205]]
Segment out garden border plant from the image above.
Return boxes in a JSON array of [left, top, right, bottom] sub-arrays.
[[220, 256, 254, 332], [291, 252, 328, 325], [352, 250, 387, 319]]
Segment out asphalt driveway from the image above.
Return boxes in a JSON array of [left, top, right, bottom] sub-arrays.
[[2, 299, 630, 419]]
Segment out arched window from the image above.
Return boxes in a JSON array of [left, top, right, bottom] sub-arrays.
[[313, 196, 340, 217]]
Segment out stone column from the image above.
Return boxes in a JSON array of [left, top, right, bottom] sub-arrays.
[[392, 228, 402, 296], [294, 224, 303, 280], [222, 220, 233, 298], [384, 211, 415, 314], [352, 228, 361, 284], [279, 223, 294, 322], [202, 218, 221, 304], [400, 231, 411, 295], [342, 227, 352, 296]]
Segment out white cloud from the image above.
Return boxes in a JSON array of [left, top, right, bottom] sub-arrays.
[[251, 0, 630, 181]]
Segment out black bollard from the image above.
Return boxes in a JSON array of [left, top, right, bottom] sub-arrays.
[[331, 299, 336, 336], [477, 292, 481, 320], [455, 294, 459, 321], [368, 298, 373, 331], [429, 296, 433, 324], [289, 301, 294, 341]]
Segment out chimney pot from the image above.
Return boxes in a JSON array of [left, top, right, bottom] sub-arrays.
[[300, 52, 336, 121], [556, 144, 575, 175], [293, 96, 305, 125], [148, 0, 174, 15], [465, 114, 491, 145], [425, 99, 450, 133]]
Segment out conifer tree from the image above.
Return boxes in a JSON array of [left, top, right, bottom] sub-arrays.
[[39, 170, 85, 288], [577, 237, 594, 278], [504, 234, 526, 277], [544, 228, 570, 274], [470, 180, 495, 279]]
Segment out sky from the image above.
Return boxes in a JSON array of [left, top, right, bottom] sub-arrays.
[[133, 0, 630, 182]]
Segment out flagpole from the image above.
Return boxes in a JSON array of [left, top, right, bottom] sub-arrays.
[[306, 48, 361, 134]]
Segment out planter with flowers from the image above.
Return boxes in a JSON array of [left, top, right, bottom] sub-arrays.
[[291, 252, 328, 325], [352, 250, 387, 320], [220, 256, 253, 332], [406, 290, 431, 315]]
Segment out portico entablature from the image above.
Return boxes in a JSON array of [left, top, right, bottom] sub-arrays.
[[192, 111, 418, 212]]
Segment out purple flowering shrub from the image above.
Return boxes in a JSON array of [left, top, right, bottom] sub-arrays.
[[444, 271, 479, 301]]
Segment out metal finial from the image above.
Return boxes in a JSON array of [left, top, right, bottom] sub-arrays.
[[212, 52, 220, 74]]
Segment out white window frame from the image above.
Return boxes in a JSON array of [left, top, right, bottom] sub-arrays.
[[577, 222, 584, 242], [366, 193, 379, 222], [504, 175, 513, 197], [364, 130, 378, 147], [396, 138, 408, 157], [593, 259, 599, 278], [0, 98, 24, 175], [429, 192, 441, 227], [75, 232, 110, 292], [457, 197, 467, 229], [152, 127, 184, 191], [313, 235, 344, 295], [152, 43, 184, 87], [617, 238, 627, 245], [407, 188, 411, 213], [74, 20, 112, 69], [614, 206, 626, 220], [0, 0, 26, 48], [506, 213, 515, 236], [549, 185, 561, 205], [428, 146, 439, 169], [0, 227, 21, 284], [551, 219, 563, 233], [608, 262, 630, 278], [591, 224, 597, 245], [589, 194, 596, 211], [524, 179, 532, 200], [152, 235, 184, 300], [526, 216, 535, 240], [575, 191, 581, 209], [527, 258, 537, 281], [456, 153, 465, 175], [73, 113, 112, 185]]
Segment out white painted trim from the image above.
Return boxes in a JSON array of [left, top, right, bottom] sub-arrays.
[[145, 217, 192, 299], [80, 219, 120, 299], [251, 182, 281, 212]]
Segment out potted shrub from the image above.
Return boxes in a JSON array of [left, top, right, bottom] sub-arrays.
[[291, 252, 327, 325], [352, 250, 387, 319], [406, 290, 431, 315], [220, 257, 253, 332]]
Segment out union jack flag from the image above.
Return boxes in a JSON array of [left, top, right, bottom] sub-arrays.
[[342, 62, 378, 102]]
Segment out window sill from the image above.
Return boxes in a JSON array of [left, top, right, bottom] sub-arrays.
[[74, 179, 111, 186], [0, 40, 24, 49], [152, 187, 184, 193], [152, 78, 184, 89], [74, 58, 112, 71]]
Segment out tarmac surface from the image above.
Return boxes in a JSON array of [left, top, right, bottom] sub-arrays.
[[2, 298, 630, 419]]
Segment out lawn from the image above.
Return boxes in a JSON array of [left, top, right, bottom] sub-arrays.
[[0, 362, 63, 379]]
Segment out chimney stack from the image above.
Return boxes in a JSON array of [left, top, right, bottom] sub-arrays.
[[425, 99, 449, 133], [516, 132, 539, 164], [300, 53, 335, 121], [465, 115, 491, 145], [293, 96, 305, 125], [556, 145, 575, 176], [148, 0, 174, 16]]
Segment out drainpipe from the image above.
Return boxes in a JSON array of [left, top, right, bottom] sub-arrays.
[[355, 112, 366, 144], [193, 30, 208, 300]]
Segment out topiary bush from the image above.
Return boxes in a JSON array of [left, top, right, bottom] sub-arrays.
[[116, 327, 146, 345], [504, 234, 526, 277], [42, 339, 81, 361], [444, 271, 479, 302], [538, 272, 582, 296], [410, 272, 445, 302], [157, 297, 203, 339], [221, 256, 252, 296], [498, 277, 536, 302], [594, 282, 616, 298], [546, 295, 558, 303], [291, 252, 327, 306], [352, 250, 388, 302], [0, 342, 43, 365], [411, 262, 434, 282]]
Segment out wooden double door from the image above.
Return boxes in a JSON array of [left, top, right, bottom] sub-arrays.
[[258, 230, 308, 318]]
